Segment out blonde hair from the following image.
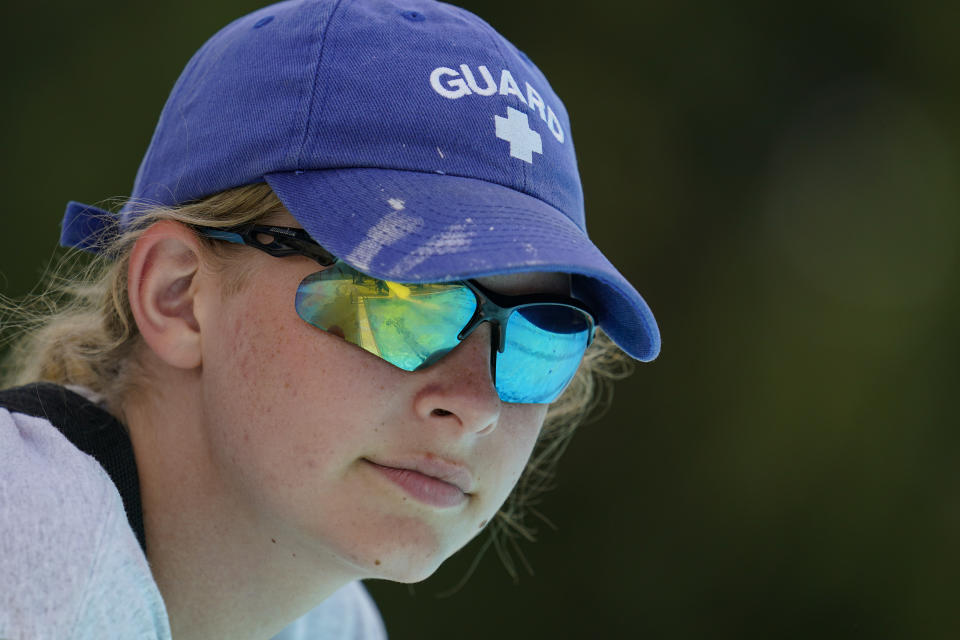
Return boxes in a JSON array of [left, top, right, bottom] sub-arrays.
[[0, 183, 634, 578]]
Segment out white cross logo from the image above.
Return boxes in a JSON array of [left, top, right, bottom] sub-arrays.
[[495, 107, 542, 164]]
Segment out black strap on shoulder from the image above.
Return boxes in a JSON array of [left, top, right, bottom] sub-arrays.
[[0, 382, 146, 554]]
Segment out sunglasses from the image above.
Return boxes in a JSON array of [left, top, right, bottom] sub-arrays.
[[194, 224, 596, 404]]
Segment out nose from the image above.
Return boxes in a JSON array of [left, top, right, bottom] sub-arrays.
[[412, 322, 502, 435]]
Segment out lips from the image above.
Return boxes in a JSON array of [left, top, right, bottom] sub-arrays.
[[364, 457, 474, 508]]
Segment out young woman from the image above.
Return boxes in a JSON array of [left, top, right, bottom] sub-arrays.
[[0, 0, 660, 638]]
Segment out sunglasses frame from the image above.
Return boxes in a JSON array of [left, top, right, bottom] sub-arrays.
[[194, 224, 338, 266], [193, 223, 596, 390]]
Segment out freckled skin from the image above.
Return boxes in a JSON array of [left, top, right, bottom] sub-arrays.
[[194, 236, 560, 583]]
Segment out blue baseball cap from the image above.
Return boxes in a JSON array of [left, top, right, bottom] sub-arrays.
[[61, 0, 660, 362]]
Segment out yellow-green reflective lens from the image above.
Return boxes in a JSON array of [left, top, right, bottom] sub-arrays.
[[295, 262, 475, 370]]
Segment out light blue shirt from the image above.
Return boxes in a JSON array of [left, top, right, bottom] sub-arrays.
[[0, 408, 386, 640]]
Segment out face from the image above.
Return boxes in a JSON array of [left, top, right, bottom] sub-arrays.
[[194, 224, 568, 583]]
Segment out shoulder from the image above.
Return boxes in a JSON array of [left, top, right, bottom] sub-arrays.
[[271, 581, 387, 640], [0, 404, 171, 639], [0, 404, 115, 550]]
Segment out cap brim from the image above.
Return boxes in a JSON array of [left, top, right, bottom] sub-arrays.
[[265, 169, 660, 361]]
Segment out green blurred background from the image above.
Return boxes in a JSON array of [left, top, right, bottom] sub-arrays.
[[2, 1, 958, 638]]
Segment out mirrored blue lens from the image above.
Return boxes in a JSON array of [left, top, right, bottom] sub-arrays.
[[496, 304, 592, 403]]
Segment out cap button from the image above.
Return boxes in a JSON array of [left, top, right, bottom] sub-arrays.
[[399, 10, 426, 22]]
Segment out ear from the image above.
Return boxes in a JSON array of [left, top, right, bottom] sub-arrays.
[[127, 220, 205, 370]]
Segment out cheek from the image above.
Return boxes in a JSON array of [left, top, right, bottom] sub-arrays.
[[222, 292, 312, 409], [202, 284, 400, 489], [201, 290, 344, 487], [476, 405, 548, 510]]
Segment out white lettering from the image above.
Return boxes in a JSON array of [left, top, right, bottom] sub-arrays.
[[546, 105, 564, 143], [430, 67, 472, 99], [498, 70, 526, 104], [429, 64, 566, 145], [460, 64, 497, 96], [525, 83, 546, 122]]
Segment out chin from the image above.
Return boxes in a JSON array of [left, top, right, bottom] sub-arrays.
[[309, 477, 482, 583], [362, 541, 453, 584]]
